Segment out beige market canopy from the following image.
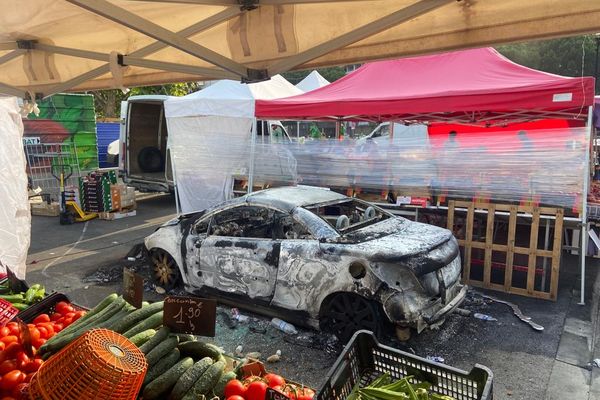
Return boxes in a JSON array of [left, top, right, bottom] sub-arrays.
[[1, 0, 600, 98]]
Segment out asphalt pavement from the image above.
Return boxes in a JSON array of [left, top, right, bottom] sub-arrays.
[[24, 193, 600, 399]]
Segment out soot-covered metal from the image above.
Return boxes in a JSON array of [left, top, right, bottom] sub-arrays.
[[145, 186, 467, 337]]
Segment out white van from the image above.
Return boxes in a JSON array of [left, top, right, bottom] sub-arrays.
[[118, 95, 291, 193]]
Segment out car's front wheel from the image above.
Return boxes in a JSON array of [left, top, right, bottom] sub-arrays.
[[320, 293, 382, 344], [149, 248, 181, 290]]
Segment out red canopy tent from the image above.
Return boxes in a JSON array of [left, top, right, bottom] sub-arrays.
[[255, 48, 595, 124]]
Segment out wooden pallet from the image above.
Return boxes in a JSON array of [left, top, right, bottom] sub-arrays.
[[447, 200, 563, 301]]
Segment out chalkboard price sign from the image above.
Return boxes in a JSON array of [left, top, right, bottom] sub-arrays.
[[123, 268, 144, 308], [266, 388, 290, 400], [163, 296, 216, 336]]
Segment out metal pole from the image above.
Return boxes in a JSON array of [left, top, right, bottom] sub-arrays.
[[167, 138, 181, 215], [248, 118, 257, 194], [595, 34, 600, 95], [579, 105, 593, 305]]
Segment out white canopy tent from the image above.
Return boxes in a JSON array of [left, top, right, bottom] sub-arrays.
[[164, 75, 301, 213], [0, 97, 30, 279], [295, 71, 330, 92]]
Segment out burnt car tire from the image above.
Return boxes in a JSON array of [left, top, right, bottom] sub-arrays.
[[150, 249, 181, 290], [320, 293, 382, 344]]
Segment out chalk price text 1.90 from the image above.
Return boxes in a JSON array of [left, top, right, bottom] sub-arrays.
[[173, 303, 203, 332]]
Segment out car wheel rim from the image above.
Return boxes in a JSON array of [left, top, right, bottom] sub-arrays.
[[151, 250, 178, 288], [323, 294, 380, 342]]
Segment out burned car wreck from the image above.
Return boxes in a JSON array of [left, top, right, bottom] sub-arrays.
[[145, 186, 467, 341]]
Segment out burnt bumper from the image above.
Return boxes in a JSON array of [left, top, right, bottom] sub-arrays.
[[423, 283, 467, 324]]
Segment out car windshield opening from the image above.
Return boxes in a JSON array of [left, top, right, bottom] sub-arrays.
[[305, 199, 390, 233]]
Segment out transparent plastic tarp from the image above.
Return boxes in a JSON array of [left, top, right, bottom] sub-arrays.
[[0, 97, 30, 279], [170, 124, 587, 213]]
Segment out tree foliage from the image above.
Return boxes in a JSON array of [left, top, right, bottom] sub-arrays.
[[282, 66, 346, 85]]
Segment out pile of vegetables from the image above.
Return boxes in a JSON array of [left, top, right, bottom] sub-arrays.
[[0, 300, 84, 399], [348, 373, 456, 400], [224, 373, 315, 400], [0, 284, 46, 311]]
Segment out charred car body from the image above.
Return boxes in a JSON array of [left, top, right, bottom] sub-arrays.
[[145, 186, 466, 340]]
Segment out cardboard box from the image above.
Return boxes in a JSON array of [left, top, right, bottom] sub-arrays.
[[30, 201, 60, 217]]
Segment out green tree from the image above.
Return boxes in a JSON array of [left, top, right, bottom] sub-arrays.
[[282, 66, 346, 85], [497, 35, 598, 83], [91, 82, 202, 119]]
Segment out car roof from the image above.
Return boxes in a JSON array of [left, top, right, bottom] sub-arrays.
[[244, 186, 347, 211]]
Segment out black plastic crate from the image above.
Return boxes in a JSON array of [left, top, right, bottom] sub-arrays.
[[317, 331, 493, 400], [15, 292, 87, 323]]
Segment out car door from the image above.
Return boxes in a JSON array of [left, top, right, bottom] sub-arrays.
[[194, 205, 282, 301]]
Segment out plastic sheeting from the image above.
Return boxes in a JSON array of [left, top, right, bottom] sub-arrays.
[[173, 124, 587, 211], [0, 97, 30, 279]]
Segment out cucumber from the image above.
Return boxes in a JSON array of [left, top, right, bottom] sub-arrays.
[[140, 327, 171, 355], [143, 357, 194, 400], [143, 348, 180, 387], [129, 329, 156, 347], [146, 336, 179, 367], [103, 303, 136, 329], [111, 301, 163, 334], [52, 293, 118, 337], [123, 311, 163, 338], [178, 341, 221, 361], [40, 297, 125, 355], [173, 334, 196, 343], [212, 370, 236, 398], [181, 359, 225, 399], [0, 294, 25, 303], [12, 303, 28, 311], [169, 357, 213, 400]]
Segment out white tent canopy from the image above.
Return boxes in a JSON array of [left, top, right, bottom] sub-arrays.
[[164, 75, 301, 213], [1, 1, 599, 98], [295, 71, 330, 92]]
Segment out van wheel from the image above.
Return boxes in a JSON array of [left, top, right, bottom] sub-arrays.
[[150, 249, 181, 290], [320, 293, 382, 344], [138, 147, 164, 172]]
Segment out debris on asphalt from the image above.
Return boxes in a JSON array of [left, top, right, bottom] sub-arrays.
[[235, 345, 243, 357], [271, 318, 298, 334], [267, 354, 281, 363], [593, 359, 600, 368], [155, 286, 166, 294], [473, 312, 497, 321], [455, 308, 471, 316], [231, 308, 249, 323], [246, 352, 261, 359], [473, 291, 544, 331], [82, 264, 123, 284]]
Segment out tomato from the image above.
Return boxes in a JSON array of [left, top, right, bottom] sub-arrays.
[[0, 336, 18, 346], [11, 382, 28, 399], [224, 379, 248, 398], [0, 343, 22, 363], [0, 361, 17, 376], [23, 358, 42, 373], [1, 370, 24, 391], [227, 396, 245, 400], [0, 327, 10, 337], [53, 323, 63, 333], [36, 327, 48, 340], [27, 327, 40, 343], [23, 373, 34, 384], [74, 310, 86, 321], [62, 318, 73, 327], [31, 338, 46, 349], [296, 387, 315, 400], [15, 353, 29, 366], [0, 397, 17, 400], [264, 373, 286, 388], [55, 301, 71, 315], [50, 312, 62, 322], [246, 381, 268, 400], [0, 342, 5, 352], [5, 325, 18, 337], [33, 314, 50, 324]]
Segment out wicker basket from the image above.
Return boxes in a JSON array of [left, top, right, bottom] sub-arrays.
[[28, 329, 147, 400]]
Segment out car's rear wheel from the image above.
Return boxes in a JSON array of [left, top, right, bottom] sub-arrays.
[[150, 249, 181, 290], [320, 293, 382, 344]]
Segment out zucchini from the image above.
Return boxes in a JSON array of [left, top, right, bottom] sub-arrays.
[[181, 359, 225, 399], [146, 336, 179, 367], [111, 301, 164, 334], [143, 357, 194, 400], [178, 341, 221, 361], [140, 327, 170, 355], [129, 329, 156, 347], [123, 311, 163, 338], [143, 348, 180, 387], [212, 370, 236, 398], [169, 357, 213, 400]]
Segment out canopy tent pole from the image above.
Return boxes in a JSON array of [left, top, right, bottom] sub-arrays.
[[248, 118, 257, 194], [579, 105, 593, 305], [168, 138, 181, 215]]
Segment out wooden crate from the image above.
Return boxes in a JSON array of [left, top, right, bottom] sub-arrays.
[[448, 200, 563, 301]]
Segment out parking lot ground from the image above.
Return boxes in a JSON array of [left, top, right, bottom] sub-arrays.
[[25, 193, 600, 399]]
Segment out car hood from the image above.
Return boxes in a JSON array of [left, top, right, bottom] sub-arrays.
[[327, 218, 458, 276]]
